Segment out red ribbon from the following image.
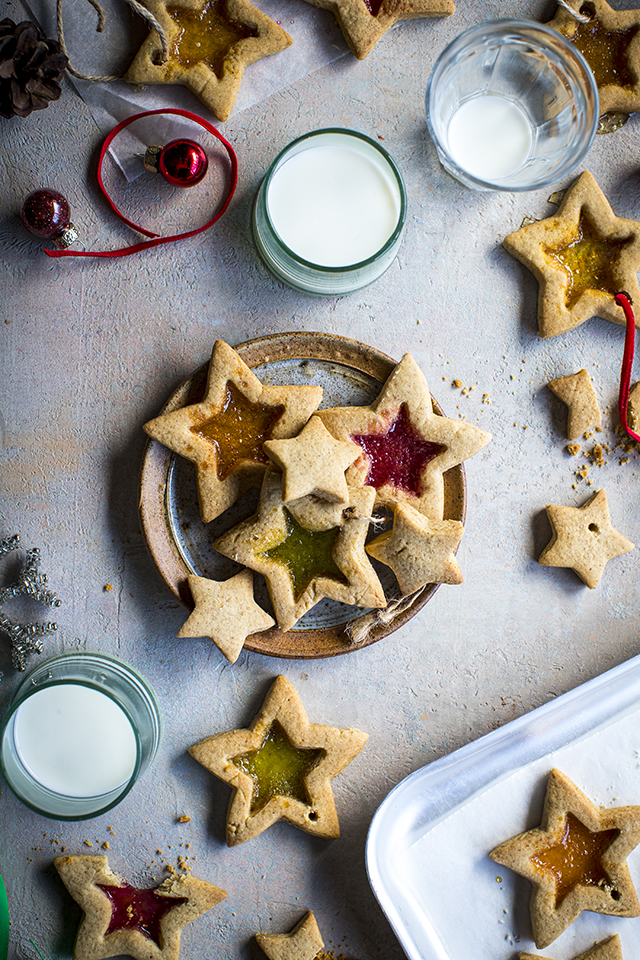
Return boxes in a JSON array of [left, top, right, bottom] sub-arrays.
[[614, 291, 640, 444], [45, 108, 238, 259]]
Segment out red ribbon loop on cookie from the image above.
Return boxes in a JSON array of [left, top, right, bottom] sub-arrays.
[[614, 291, 640, 444], [45, 108, 238, 259]]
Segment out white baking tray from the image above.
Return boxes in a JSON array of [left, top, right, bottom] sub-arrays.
[[366, 654, 640, 960]]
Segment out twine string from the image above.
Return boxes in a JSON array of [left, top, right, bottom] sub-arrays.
[[345, 585, 429, 646], [555, 0, 592, 23]]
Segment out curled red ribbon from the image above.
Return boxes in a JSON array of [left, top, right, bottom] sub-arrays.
[[614, 291, 640, 444], [45, 108, 238, 259]]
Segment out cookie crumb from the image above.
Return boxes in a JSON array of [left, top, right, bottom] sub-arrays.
[[567, 443, 580, 456], [452, 378, 463, 388], [177, 815, 191, 823], [103, 584, 113, 592]]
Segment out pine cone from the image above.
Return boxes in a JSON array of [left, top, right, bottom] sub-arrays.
[[0, 18, 68, 120]]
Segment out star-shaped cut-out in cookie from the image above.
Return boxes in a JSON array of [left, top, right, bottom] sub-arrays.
[[504, 170, 640, 338], [188, 674, 368, 846], [546, 0, 640, 115], [520, 933, 624, 960], [315, 353, 490, 520], [366, 503, 464, 594], [539, 488, 634, 588], [54, 854, 226, 960], [214, 469, 386, 631], [301, 0, 453, 59], [264, 416, 361, 504], [143, 340, 322, 522], [256, 911, 324, 960], [178, 569, 275, 663], [548, 369, 602, 440], [124, 0, 293, 122], [490, 769, 640, 949]]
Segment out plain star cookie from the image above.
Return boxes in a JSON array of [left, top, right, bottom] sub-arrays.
[[548, 369, 602, 440], [366, 503, 463, 594], [124, 0, 292, 122], [188, 674, 368, 846], [539, 488, 634, 588], [178, 569, 275, 663], [503, 170, 640, 338], [143, 340, 322, 522], [54, 854, 227, 960], [520, 934, 624, 960], [315, 353, 490, 520], [490, 769, 640, 949], [256, 911, 324, 960]]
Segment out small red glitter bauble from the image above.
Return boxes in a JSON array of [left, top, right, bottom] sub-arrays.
[[158, 139, 208, 187], [21, 189, 71, 239]]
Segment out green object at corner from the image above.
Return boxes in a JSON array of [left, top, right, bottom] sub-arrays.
[[0, 873, 8, 960]]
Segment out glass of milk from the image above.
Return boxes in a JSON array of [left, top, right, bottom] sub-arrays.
[[253, 129, 406, 295], [0, 652, 161, 819], [426, 20, 599, 191]]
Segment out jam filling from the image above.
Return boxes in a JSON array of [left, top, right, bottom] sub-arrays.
[[351, 404, 445, 497], [191, 381, 284, 481], [530, 813, 620, 906], [362, 0, 384, 16], [261, 509, 348, 600], [167, 0, 258, 79], [544, 215, 630, 309], [97, 882, 187, 944], [570, 18, 638, 89], [232, 720, 324, 813]]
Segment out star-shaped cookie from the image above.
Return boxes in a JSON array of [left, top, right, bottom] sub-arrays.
[[520, 933, 623, 960], [143, 340, 322, 522], [490, 769, 640, 949], [301, 0, 453, 59], [546, 0, 640, 115], [178, 569, 275, 663], [548, 369, 602, 440], [124, 0, 293, 122], [503, 170, 640, 338], [54, 854, 227, 960], [214, 469, 386, 631], [539, 488, 634, 588], [256, 911, 324, 960], [366, 503, 463, 594], [264, 416, 361, 504], [315, 353, 490, 520], [188, 674, 368, 845]]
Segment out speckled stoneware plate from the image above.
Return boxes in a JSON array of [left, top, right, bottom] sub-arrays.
[[138, 332, 466, 658]]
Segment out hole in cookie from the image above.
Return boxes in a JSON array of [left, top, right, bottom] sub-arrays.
[[151, 50, 165, 66], [611, 888, 621, 900], [579, 2, 596, 18], [167, 0, 259, 80], [567, 17, 638, 89], [589, 522, 600, 533], [361, 0, 385, 16], [308, 811, 319, 821], [543, 214, 632, 309], [530, 813, 620, 907]]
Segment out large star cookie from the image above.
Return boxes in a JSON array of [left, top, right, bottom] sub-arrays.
[[143, 340, 322, 522], [178, 569, 275, 663], [548, 369, 601, 440], [214, 470, 386, 631], [504, 170, 640, 338], [490, 769, 640, 949], [188, 674, 368, 845], [546, 0, 640, 115], [315, 353, 490, 520], [539, 488, 634, 588], [520, 934, 623, 960], [256, 911, 324, 960], [54, 854, 227, 960], [124, 0, 293, 122], [366, 503, 463, 594]]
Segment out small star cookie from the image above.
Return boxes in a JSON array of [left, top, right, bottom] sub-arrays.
[[548, 369, 602, 440], [504, 170, 640, 338], [178, 569, 275, 663], [366, 503, 464, 594], [124, 0, 293, 122], [490, 770, 640, 948], [54, 854, 227, 960], [264, 416, 361, 504], [539, 488, 634, 588], [188, 674, 368, 845], [256, 911, 324, 960], [143, 340, 322, 522], [520, 933, 624, 960], [315, 353, 490, 520]]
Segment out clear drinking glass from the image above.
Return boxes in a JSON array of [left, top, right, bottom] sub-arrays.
[[426, 19, 599, 192]]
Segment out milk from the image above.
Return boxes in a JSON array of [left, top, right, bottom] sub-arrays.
[[266, 143, 401, 267], [13, 683, 137, 798], [446, 95, 533, 182]]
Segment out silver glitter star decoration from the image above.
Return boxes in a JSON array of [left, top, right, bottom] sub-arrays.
[[0, 535, 60, 675]]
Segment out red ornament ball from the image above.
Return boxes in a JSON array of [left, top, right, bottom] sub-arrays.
[[21, 189, 71, 239], [158, 139, 208, 187]]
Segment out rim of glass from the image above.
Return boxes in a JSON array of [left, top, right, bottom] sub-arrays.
[[425, 18, 600, 193], [258, 128, 407, 273]]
